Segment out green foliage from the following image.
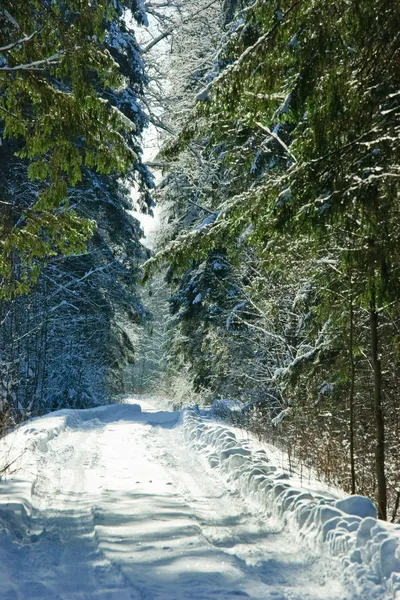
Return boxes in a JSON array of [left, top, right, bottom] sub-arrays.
[[0, 209, 95, 298], [0, 0, 140, 297], [153, 0, 400, 514], [158, 0, 400, 309]]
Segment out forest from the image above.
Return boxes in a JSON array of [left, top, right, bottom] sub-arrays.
[[1, 0, 399, 524]]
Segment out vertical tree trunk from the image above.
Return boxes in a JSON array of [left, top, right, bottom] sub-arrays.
[[38, 307, 48, 414], [370, 300, 387, 520], [348, 297, 356, 495]]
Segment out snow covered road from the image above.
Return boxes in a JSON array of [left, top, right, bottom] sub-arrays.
[[0, 398, 387, 599]]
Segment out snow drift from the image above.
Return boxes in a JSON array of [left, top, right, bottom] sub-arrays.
[[183, 406, 400, 599]]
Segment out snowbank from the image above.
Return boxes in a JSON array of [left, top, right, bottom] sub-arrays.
[[0, 403, 142, 538], [0, 411, 74, 534], [183, 407, 400, 599]]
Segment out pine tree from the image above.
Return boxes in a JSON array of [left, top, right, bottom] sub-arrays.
[[150, 0, 400, 518], [0, 0, 148, 297], [0, 0, 153, 423]]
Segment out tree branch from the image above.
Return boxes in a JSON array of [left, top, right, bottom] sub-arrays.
[[0, 9, 21, 30], [0, 30, 38, 54], [256, 121, 297, 163], [142, 30, 172, 54], [0, 52, 64, 72], [142, 0, 221, 54]]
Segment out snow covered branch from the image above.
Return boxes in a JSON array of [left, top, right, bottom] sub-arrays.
[[0, 52, 64, 72], [0, 30, 38, 54]]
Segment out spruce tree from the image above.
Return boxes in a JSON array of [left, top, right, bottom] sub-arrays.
[[150, 0, 400, 519], [0, 0, 152, 422], [0, 0, 148, 297]]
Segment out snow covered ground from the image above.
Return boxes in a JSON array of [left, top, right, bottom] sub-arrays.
[[0, 397, 398, 599]]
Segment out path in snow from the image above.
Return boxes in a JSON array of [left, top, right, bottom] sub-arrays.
[[0, 398, 353, 599]]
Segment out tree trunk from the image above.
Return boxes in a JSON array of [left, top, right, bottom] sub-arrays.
[[370, 302, 387, 520], [349, 298, 356, 495]]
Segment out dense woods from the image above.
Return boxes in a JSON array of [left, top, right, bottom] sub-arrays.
[[1, 0, 400, 521], [146, 0, 400, 521], [0, 1, 152, 422]]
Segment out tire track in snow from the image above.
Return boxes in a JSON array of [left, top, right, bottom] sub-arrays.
[[12, 423, 143, 599], [144, 422, 350, 600], [0, 401, 354, 599]]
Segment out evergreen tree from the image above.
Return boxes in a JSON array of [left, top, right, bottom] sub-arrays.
[[149, 0, 400, 519], [0, 0, 153, 424], [0, 0, 149, 297]]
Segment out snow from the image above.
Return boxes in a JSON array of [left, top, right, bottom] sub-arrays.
[[276, 187, 291, 207], [277, 94, 291, 115], [334, 496, 377, 520], [192, 293, 202, 304], [271, 407, 292, 426], [196, 87, 210, 102], [0, 397, 398, 598], [188, 402, 400, 599], [226, 302, 246, 330], [194, 211, 219, 230]]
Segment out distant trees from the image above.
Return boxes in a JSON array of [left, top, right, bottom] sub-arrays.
[[149, 0, 400, 519]]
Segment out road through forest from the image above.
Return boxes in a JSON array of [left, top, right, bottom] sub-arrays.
[[0, 397, 360, 599]]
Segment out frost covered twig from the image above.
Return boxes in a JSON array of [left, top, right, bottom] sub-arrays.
[[0, 52, 64, 72], [256, 121, 297, 163], [0, 30, 38, 54]]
